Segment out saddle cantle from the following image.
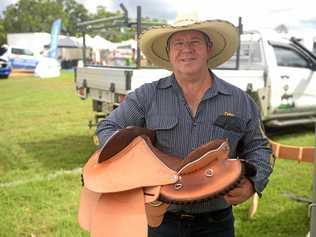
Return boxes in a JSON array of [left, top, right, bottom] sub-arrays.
[[78, 126, 257, 237]]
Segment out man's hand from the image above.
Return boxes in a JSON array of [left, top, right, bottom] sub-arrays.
[[224, 178, 255, 205]]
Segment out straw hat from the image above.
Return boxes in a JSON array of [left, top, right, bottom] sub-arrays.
[[140, 19, 239, 71]]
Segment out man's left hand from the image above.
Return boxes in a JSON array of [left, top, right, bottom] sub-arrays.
[[224, 178, 255, 205]]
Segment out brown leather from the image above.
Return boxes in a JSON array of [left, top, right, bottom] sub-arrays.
[[78, 187, 101, 231], [270, 139, 315, 163], [159, 141, 243, 203], [143, 186, 162, 203], [91, 189, 148, 237], [98, 126, 156, 162], [145, 202, 170, 227], [78, 127, 256, 236], [83, 136, 178, 193]]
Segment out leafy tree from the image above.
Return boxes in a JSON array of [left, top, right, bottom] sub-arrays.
[[80, 5, 128, 42], [58, 0, 89, 36], [0, 0, 166, 43], [0, 18, 6, 45], [3, 0, 64, 33], [2, 0, 89, 35]]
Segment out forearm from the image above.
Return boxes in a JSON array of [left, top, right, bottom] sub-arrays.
[[239, 124, 273, 195], [243, 147, 273, 195], [95, 89, 147, 147], [96, 119, 123, 147]]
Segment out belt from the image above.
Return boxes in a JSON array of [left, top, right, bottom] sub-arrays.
[[166, 207, 231, 220]]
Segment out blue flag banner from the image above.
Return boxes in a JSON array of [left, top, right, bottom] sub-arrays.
[[48, 19, 62, 58]]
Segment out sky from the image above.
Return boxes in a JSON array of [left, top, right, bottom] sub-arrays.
[[1, 0, 316, 31]]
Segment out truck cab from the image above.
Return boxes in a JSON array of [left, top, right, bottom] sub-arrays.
[[215, 31, 316, 127]]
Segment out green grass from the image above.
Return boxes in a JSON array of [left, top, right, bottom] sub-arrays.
[[0, 71, 94, 236], [0, 72, 315, 236]]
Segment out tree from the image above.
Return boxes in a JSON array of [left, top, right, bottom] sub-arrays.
[[0, 18, 6, 45], [2, 0, 89, 36], [0, 0, 166, 43], [3, 0, 64, 33], [58, 0, 89, 36], [83, 5, 129, 42]]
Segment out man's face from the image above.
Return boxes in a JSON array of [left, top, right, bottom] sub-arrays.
[[168, 30, 212, 76]]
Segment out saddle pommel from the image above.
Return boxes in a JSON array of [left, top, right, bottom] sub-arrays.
[[98, 126, 156, 163]]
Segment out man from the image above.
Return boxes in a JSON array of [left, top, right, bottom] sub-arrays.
[[96, 19, 273, 237]]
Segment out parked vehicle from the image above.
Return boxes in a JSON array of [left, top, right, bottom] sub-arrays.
[[75, 6, 316, 128], [0, 45, 12, 78], [4, 45, 39, 72]]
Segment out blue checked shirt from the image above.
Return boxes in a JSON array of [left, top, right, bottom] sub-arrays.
[[96, 71, 273, 213]]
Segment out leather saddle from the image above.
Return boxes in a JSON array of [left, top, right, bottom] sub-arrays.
[[78, 126, 256, 237]]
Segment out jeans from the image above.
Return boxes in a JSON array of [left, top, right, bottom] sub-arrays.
[[148, 207, 234, 237]]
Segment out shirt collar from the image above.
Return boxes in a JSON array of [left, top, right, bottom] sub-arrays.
[[157, 74, 173, 89], [208, 70, 232, 96]]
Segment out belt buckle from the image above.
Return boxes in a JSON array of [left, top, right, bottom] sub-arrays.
[[180, 213, 194, 220]]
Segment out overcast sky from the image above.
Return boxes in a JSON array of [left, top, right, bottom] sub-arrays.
[[1, 0, 316, 31]]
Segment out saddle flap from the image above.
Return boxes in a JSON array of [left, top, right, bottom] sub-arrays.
[[91, 188, 148, 237], [78, 187, 101, 231], [83, 136, 179, 193]]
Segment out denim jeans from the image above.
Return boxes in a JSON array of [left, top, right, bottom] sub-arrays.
[[148, 207, 234, 237]]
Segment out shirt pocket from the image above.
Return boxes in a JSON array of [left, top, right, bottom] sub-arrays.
[[213, 115, 247, 157], [146, 115, 178, 152]]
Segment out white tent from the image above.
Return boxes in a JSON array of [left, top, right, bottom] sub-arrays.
[[115, 39, 137, 49], [78, 35, 116, 50], [93, 35, 116, 50]]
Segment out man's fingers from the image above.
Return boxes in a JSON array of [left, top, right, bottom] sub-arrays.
[[224, 195, 241, 205], [224, 178, 255, 205], [226, 187, 243, 197]]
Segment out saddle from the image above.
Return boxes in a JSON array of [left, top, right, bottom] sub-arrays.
[[78, 126, 256, 237]]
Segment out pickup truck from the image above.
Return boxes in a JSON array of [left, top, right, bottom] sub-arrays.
[[75, 7, 316, 128]]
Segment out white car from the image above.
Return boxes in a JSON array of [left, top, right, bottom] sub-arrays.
[[4, 45, 39, 71]]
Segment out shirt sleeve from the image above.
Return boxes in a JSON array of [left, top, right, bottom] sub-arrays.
[[96, 84, 151, 147], [237, 96, 273, 195]]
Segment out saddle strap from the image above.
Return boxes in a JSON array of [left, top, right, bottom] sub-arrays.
[[270, 139, 315, 163]]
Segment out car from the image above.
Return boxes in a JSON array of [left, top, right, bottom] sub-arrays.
[[0, 45, 12, 79], [4, 45, 39, 72]]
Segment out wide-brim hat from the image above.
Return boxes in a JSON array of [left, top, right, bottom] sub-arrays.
[[140, 19, 239, 71]]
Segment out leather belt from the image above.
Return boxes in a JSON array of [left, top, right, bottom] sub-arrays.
[[166, 207, 231, 220]]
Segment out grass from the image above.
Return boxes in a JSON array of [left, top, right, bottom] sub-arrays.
[[0, 72, 315, 236], [0, 71, 94, 237]]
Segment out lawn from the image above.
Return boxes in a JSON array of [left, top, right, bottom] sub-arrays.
[[0, 71, 314, 236]]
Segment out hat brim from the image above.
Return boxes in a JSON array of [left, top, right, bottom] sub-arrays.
[[140, 20, 239, 71]]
